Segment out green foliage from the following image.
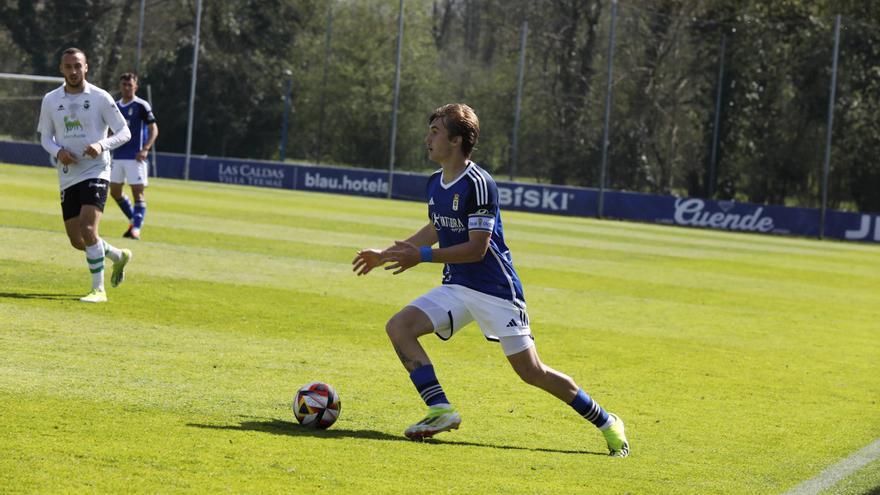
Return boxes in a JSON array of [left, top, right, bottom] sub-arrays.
[[1, 0, 878, 211], [2, 163, 880, 493]]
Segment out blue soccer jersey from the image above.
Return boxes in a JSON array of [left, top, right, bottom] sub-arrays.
[[113, 96, 156, 160], [427, 161, 525, 302]]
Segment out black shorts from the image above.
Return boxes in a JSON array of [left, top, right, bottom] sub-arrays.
[[61, 178, 109, 220]]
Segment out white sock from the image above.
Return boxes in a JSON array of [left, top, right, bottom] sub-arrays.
[[85, 241, 105, 290], [598, 415, 616, 431], [102, 238, 122, 263]]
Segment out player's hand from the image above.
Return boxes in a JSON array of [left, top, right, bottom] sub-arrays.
[[136, 149, 149, 161], [56, 149, 78, 166], [83, 142, 103, 158], [352, 248, 386, 276], [383, 240, 421, 275]]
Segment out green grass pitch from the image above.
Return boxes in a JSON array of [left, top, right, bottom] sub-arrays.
[[1, 162, 879, 494]]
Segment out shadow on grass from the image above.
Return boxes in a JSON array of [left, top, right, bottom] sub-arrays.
[[188, 418, 606, 456], [0, 291, 78, 301]]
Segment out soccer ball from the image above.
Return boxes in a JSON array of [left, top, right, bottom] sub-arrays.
[[292, 381, 341, 429]]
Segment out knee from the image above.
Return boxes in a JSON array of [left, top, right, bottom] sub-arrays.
[[385, 315, 406, 342], [69, 238, 85, 250], [514, 363, 547, 387], [385, 313, 424, 343], [80, 225, 98, 245]]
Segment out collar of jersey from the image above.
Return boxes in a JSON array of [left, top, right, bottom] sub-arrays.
[[440, 160, 475, 189], [63, 80, 93, 97]]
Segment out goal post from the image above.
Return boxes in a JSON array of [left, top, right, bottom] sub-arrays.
[[0, 73, 64, 84]]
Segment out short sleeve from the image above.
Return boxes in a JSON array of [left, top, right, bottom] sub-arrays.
[[142, 101, 157, 124], [466, 173, 498, 232]]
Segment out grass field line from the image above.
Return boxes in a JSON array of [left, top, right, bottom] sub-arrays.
[[0, 226, 438, 301], [0, 302, 398, 415], [498, 204, 880, 252], [513, 230, 873, 277], [783, 438, 880, 495], [3, 199, 876, 283], [2, 221, 877, 339], [508, 215, 880, 259], [518, 250, 879, 300], [6, 165, 878, 261], [0, 202, 394, 248], [4, 223, 874, 327]]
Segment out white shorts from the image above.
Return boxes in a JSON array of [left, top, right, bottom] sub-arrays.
[[111, 159, 149, 186], [409, 284, 535, 356]]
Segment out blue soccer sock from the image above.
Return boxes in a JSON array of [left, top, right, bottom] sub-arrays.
[[569, 388, 612, 429], [132, 201, 146, 229], [409, 364, 450, 407], [115, 194, 133, 220]]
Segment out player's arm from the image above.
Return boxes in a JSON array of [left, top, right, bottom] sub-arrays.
[[85, 96, 130, 157], [384, 176, 500, 274], [137, 121, 159, 162], [352, 223, 438, 276], [383, 230, 490, 275]]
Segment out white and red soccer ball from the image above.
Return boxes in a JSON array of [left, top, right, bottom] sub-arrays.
[[292, 382, 341, 429]]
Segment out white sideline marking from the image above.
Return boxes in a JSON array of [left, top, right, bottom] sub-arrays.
[[783, 439, 880, 495]]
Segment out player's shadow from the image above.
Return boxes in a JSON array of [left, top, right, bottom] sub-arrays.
[[0, 291, 78, 301], [188, 418, 605, 456]]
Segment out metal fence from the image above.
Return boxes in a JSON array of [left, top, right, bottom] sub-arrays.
[[1, 0, 876, 217]]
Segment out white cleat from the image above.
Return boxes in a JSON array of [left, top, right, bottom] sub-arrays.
[[111, 249, 132, 288], [80, 288, 107, 303]]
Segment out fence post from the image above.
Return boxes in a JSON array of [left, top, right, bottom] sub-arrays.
[[135, 0, 146, 74], [387, 0, 404, 199], [598, 0, 618, 218], [316, 2, 334, 165], [708, 34, 726, 198], [510, 21, 528, 181], [820, 15, 841, 240], [146, 84, 157, 178], [280, 70, 293, 162], [183, 0, 202, 181]]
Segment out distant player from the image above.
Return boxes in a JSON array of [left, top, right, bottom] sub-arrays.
[[110, 72, 158, 240], [352, 103, 629, 456], [37, 48, 133, 303]]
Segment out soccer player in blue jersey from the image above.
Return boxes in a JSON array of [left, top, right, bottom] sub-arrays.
[[352, 103, 629, 456], [110, 72, 158, 240]]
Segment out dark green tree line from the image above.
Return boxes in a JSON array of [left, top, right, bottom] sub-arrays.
[[1, 0, 877, 211]]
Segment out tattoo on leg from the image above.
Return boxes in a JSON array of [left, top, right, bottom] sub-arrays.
[[393, 344, 427, 371]]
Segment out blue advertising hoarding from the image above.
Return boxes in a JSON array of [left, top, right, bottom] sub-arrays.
[[1, 140, 876, 244]]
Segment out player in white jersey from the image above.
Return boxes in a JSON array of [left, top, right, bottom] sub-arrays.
[[352, 104, 629, 456], [37, 48, 134, 303], [111, 72, 158, 240]]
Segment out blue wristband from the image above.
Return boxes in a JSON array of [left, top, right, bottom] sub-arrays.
[[419, 246, 433, 262]]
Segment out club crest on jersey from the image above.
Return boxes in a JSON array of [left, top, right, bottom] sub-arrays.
[[452, 193, 460, 211], [128, 107, 133, 116]]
